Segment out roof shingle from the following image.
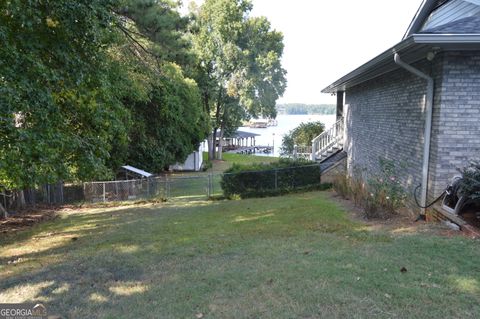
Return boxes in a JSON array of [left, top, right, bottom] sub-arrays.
[[421, 16, 480, 34]]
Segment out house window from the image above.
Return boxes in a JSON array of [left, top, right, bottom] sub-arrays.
[[421, 0, 480, 31]]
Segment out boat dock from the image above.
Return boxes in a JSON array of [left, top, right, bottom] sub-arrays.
[[227, 145, 273, 154]]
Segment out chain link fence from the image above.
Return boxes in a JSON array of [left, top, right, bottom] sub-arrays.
[[84, 164, 322, 203], [2, 164, 323, 208], [83, 175, 225, 203]]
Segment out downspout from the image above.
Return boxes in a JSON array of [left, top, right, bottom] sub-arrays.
[[394, 53, 434, 217]]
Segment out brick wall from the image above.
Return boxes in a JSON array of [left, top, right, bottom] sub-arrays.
[[344, 51, 480, 211], [431, 51, 480, 195], [344, 57, 444, 211]]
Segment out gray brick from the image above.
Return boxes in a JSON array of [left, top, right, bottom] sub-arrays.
[[343, 51, 480, 212]]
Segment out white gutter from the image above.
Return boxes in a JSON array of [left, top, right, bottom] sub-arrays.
[[394, 53, 434, 216]]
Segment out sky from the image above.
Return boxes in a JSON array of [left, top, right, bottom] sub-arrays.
[[182, 0, 423, 105]]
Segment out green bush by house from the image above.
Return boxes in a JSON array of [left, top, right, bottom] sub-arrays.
[[221, 159, 323, 198]]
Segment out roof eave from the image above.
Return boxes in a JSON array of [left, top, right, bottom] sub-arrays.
[[321, 34, 480, 94], [413, 33, 480, 43], [403, 0, 439, 39], [321, 36, 416, 94]]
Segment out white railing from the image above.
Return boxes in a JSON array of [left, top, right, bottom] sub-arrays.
[[311, 118, 344, 160]]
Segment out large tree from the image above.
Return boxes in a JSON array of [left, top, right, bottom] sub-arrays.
[[191, 0, 286, 160], [0, 0, 130, 191], [116, 0, 208, 171], [0, 0, 208, 213]]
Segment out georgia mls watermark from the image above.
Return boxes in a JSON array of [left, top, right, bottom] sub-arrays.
[[0, 303, 47, 319]]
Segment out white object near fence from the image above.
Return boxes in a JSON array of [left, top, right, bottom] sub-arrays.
[[169, 145, 204, 172]]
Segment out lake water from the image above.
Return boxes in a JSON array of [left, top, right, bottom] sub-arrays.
[[239, 114, 336, 157]]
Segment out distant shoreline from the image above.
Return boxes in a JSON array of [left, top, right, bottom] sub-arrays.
[[276, 103, 335, 115]]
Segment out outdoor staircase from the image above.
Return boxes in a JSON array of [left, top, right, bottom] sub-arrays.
[[311, 118, 344, 163]]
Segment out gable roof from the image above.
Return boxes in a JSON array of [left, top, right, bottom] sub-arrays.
[[404, 0, 450, 38], [421, 16, 480, 33], [322, 0, 480, 94]]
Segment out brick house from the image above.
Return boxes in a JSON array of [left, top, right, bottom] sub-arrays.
[[318, 0, 480, 213]]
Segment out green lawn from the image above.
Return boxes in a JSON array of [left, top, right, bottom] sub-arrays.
[[203, 152, 279, 173], [1, 192, 479, 318]]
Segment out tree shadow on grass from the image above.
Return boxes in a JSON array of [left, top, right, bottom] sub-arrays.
[[1, 197, 480, 318]]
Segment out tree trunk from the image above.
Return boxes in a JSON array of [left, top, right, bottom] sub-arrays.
[[217, 126, 225, 160], [0, 202, 7, 219], [209, 128, 218, 160], [207, 132, 214, 161], [14, 190, 26, 210]]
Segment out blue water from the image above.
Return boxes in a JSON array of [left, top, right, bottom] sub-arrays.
[[239, 114, 336, 157]]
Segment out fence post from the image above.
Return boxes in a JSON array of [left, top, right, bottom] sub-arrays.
[[103, 183, 106, 202], [166, 178, 170, 199], [207, 174, 212, 198], [275, 169, 278, 191], [164, 178, 167, 199], [211, 174, 214, 196], [60, 182, 64, 204], [147, 178, 150, 198]]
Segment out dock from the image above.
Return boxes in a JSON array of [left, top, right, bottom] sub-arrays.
[[227, 145, 273, 154]]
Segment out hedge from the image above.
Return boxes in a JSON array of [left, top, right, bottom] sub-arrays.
[[220, 158, 323, 198]]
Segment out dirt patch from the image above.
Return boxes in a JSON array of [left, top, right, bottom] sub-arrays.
[[324, 190, 463, 238], [0, 208, 58, 235]]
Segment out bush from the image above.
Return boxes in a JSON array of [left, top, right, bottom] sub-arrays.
[[221, 159, 322, 198], [459, 161, 480, 201], [332, 173, 350, 199], [332, 158, 406, 219], [364, 158, 406, 217], [280, 121, 325, 155]]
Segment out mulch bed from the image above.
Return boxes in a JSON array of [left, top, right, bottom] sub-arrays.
[[0, 207, 58, 235], [324, 190, 469, 238]]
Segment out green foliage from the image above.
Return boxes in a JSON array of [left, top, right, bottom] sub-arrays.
[[365, 158, 407, 216], [332, 158, 407, 219], [0, 0, 129, 188], [115, 1, 209, 172], [0, 0, 211, 189], [126, 63, 208, 172], [119, 0, 195, 69], [459, 161, 480, 200], [277, 104, 336, 115], [191, 0, 286, 159], [280, 121, 325, 155], [220, 159, 321, 198]]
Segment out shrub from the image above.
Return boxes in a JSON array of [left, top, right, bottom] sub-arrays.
[[369, 158, 406, 213], [280, 121, 325, 155], [332, 173, 350, 199], [332, 158, 406, 219], [459, 161, 480, 201], [221, 158, 322, 198]]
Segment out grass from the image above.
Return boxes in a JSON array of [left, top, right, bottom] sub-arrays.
[[203, 152, 279, 173], [164, 153, 280, 199], [1, 191, 479, 318]]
